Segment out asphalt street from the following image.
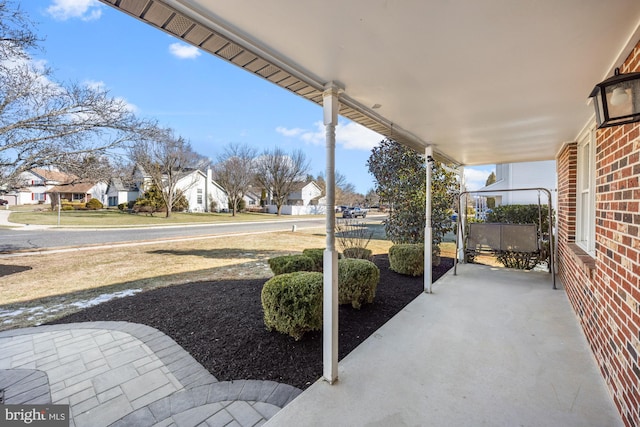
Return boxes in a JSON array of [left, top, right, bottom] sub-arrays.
[[0, 211, 385, 254]]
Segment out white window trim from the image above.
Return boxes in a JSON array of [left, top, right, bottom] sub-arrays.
[[576, 125, 596, 256]]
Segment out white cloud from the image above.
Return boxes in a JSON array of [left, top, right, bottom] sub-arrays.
[[46, 0, 102, 21], [276, 126, 304, 137], [81, 80, 138, 112], [277, 120, 382, 151], [169, 43, 201, 59], [336, 121, 382, 150], [464, 166, 494, 191], [83, 79, 105, 91]]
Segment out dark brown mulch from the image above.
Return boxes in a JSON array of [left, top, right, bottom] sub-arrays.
[[0, 264, 32, 277], [48, 255, 453, 390]]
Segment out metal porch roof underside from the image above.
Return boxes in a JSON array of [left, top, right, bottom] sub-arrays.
[[101, 0, 640, 166]]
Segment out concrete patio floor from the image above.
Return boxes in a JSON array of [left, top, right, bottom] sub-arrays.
[[266, 263, 622, 427]]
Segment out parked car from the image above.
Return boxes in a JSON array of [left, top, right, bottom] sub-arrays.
[[0, 199, 8, 206], [342, 207, 368, 218]]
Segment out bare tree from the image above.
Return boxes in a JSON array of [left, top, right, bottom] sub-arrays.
[[316, 171, 361, 206], [212, 143, 257, 216], [0, 1, 154, 189], [130, 127, 207, 218], [0, 0, 38, 61], [255, 147, 310, 216]]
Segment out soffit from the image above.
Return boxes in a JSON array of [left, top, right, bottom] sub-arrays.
[[101, 0, 640, 166]]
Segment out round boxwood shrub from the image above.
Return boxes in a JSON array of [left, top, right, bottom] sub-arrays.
[[343, 247, 372, 260], [268, 254, 315, 275], [301, 248, 344, 272], [302, 248, 324, 272], [338, 258, 380, 309], [86, 198, 103, 210], [388, 243, 424, 276], [261, 271, 323, 341]]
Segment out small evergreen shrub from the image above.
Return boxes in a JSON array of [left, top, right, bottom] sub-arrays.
[[268, 254, 315, 275], [86, 198, 103, 210], [343, 247, 372, 260], [338, 258, 380, 309], [388, 243, 424, 276], [261, 271, 323, 340], [302, 248, 324, 272]]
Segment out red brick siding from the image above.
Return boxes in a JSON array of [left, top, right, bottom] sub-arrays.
[[557, 42, 640, 427]]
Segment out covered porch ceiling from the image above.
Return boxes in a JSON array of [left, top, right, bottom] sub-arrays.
[[101, 0, 640, 166]]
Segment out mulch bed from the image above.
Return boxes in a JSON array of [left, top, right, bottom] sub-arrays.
[[49, 255, 453, 390]]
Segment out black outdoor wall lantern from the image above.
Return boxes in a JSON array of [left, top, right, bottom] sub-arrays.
[[589, 67, 640, 128]]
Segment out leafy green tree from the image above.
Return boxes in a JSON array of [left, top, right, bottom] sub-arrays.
[[367, 138, 457, 262]]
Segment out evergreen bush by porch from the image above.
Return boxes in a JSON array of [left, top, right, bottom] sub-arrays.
[[268, 254, 315, 275], [302, 248, 325, 272], [388, 243, 424, 276], [338, 258, 380, 309], [343, 247, 373, 260], [261, 271, 323, 340]]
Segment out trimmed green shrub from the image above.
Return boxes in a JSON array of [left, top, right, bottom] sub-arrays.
[[302, 248, 324, 272], [343, 247, 372, 260], [268, 255, 315, 275], [486, 204, 555, 234], [300, 249, 344, 272], [86, 198, 103, 210], [338, 258, 380, 309], [388, 243, 424, 276], [261, 271, 323, 340]]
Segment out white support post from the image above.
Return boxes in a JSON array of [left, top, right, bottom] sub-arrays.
[[457, 166, 465, 262], [322, 82, 342, 384], [424, 146, 433, 294]]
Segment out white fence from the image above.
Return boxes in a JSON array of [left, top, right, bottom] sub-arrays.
[[266, 204, 327, 215]]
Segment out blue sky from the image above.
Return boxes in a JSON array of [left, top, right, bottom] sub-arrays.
[[21, 0, 494, 193]]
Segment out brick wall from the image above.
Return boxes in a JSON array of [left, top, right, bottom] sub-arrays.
[[557, 43, 640, 427]]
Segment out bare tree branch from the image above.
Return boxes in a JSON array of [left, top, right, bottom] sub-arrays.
[[130, 127, 208, 218], [254, 147, 310, 215], [212, 143, 257, 216], [0, 1, 155, 189]]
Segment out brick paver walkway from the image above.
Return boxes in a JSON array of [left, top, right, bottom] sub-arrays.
[[0, 322, 301, 426]]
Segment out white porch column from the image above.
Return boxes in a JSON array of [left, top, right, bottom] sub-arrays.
[[424, 146, 433, 294], [457, 166, 466, 262], [322, 82, 341, 383]]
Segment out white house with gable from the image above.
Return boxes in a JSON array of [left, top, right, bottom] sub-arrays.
[[108, 165, 228, 212], [474, 160, 557, 207], [267, 181, 326, 215]]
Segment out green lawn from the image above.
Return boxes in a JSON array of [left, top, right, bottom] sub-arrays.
[[7, 208, 312, 227]]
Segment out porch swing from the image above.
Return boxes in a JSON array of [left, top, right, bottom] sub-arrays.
[[453, 188, 556, 289]]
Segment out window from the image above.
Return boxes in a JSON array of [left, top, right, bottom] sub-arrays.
[[576, 126, 596, 255], [33, 193, 46, 201], [197, 188, 203, 204]]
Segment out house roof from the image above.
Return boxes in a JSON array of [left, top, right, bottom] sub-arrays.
[[29, 168, 76, 183], [108, 177, 138, 192], [100, 0, 640, 166], [290, 181, 321, 192], [47, 183, 96, 194]]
